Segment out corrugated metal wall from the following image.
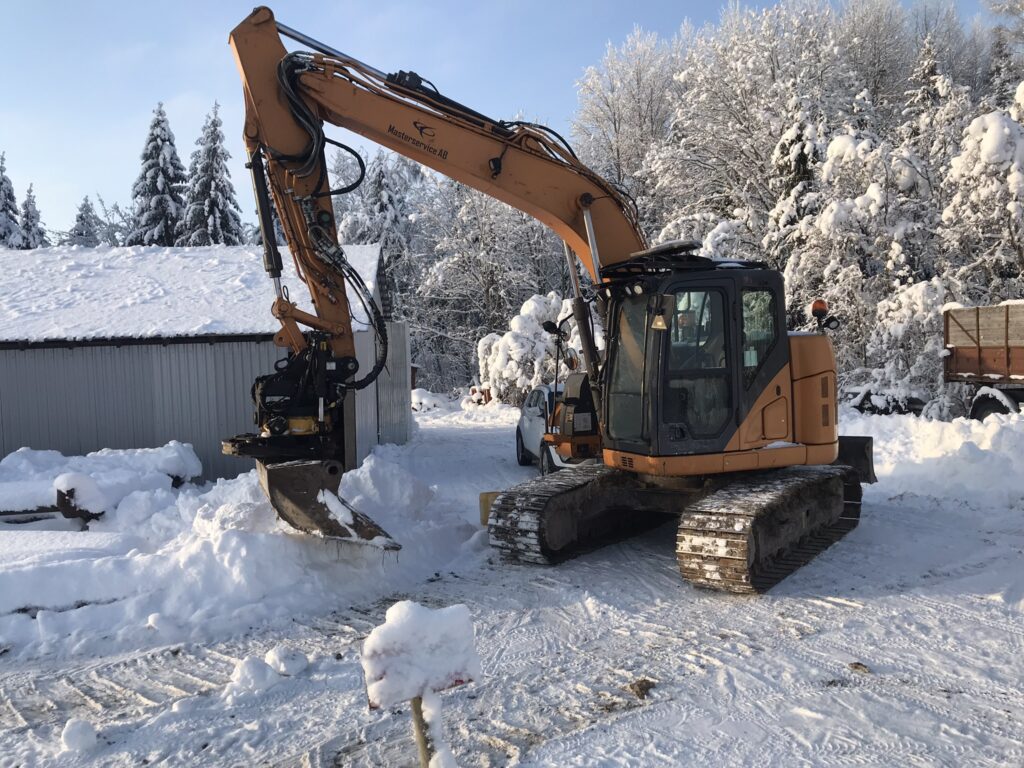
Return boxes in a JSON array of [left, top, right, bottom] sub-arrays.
[[0, 327, 411, 480], [379, 321, 412, 446]]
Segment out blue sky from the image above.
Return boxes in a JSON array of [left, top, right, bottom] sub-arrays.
[[0, 0, 990, 231]]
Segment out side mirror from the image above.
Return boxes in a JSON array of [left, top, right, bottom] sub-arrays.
[[824, 316, 841, 331]]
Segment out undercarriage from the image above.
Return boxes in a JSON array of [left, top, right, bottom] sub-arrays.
[[488, 464, 862, 593]]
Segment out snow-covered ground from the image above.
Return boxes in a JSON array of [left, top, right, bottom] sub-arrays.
[[1, 403, 1023, 766]]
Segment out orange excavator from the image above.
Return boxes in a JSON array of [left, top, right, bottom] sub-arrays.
[[223, 8, 875, 592]]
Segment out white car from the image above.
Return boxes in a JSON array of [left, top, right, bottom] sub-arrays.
[[515, 385, 597, 474]]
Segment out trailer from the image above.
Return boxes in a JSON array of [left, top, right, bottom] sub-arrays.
[[944, 303, 1024, 418]]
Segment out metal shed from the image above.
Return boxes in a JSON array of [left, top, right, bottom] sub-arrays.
[[0, 245, 411, 479]]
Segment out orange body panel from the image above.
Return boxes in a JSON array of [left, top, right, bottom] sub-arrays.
[[789, 334, 839, 447]]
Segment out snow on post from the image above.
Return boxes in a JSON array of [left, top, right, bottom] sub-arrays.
[[361, 600, 480, 767]]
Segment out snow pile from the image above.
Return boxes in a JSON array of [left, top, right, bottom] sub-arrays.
[[222, 656, 282, 704], [264, 644, 309, 676], [843, 409, 1024, 511], [0, 405, 514, 659], [412, 388, 454, 412], [60, 718, 97, 752], [0, 244, 381, 341], [0, 442, 201, 514]]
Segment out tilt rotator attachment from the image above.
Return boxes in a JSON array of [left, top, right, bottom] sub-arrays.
[[223, 333, 400, 550]]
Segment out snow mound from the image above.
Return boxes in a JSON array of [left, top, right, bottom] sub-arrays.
[[339, 455, 435, 522], [61, 718, 97, 752], [222, 656, 281, 703], [264, 644, 309, 676], [361, 600, 480, 709], [412, 388, 452, 412], [0, 442, 201, 515], [0, 402, 513, 659], [843, 409, 1024, 510]]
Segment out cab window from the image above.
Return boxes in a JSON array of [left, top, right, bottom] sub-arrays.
[[741, 289, 778, 387]]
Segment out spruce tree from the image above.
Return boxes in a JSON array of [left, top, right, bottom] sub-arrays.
[[19, 184, 48, 249], [0, 153, 25, 249], [176, 103, 244, 246], [126, 103, 187, 246], [987, 26, 1022, 109], [64, 196, 102, 247]]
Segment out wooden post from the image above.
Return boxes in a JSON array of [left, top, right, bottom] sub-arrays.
[[410, 695, 433, 768]]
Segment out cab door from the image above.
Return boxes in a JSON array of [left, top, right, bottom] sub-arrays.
[[654, 278, 739, 456], [734, 272, 791, 448]]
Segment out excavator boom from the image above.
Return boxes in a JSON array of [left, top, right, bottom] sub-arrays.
[[223, 7, 644, 548]]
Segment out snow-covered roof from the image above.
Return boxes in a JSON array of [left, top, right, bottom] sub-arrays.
[[0, 244, 381, 342]]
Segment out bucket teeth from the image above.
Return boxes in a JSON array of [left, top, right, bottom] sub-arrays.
[[257, 459, 400, 550]]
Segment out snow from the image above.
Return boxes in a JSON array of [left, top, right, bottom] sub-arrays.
[[60, 718, 97, 752], [360, 600, 481, 709], [975, 386, 1021, 414], [0, 243, 381, 341], [0, 442, 200, 514], [1, 403, 1023, 765], [265, 644, 309, 676], [222, 656, 282, 703], [411, 387, 453, 412]]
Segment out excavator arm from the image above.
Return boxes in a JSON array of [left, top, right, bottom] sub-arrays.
[[224, 7, 644, 546], [229, 7, 644, 342]]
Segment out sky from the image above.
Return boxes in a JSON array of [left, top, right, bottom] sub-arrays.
[[0, 0, 991, 231]]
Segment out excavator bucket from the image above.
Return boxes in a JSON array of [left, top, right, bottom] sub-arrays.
[[836, 435, 877, 484], [257, 459, 400, 550]]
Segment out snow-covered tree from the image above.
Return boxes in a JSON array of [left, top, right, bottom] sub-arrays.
[[986, 26, 1023, 109], [126, 104, 187, 247], [0, 153, 25, 249], [94, 194, 132, 246], [19, 184, 48, 249], [867, 276, 960, 414], [940, 95, 1024, 302], [176, 104, 244, 246], [837, 0, 914, 118], [572, 27, 681, 207], [63, 196, 102, 247], [339, 150, 426, 314], [762, 93, 825, 270]]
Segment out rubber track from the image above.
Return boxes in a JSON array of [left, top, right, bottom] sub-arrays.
[[676, 466, 861, 594], [488, 464, 624, 564]]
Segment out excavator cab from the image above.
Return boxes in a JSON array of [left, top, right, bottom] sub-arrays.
[[597, 241, 874, 482], [601, 249, 790, 464]]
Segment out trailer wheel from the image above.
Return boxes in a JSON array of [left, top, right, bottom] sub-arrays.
[[971, 397, 1011, 421]]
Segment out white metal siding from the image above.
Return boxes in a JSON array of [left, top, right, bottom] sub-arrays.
[[0, 328, 411, 480]]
